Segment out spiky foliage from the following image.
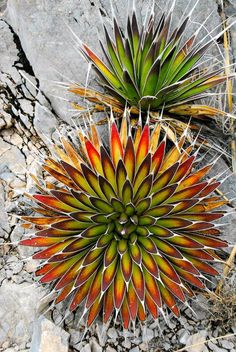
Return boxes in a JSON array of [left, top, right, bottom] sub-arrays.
[[70, 5, 232, 122], [20, 115, 228, 328]]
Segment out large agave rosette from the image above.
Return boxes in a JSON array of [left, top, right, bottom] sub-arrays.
[[20, 115, 227, 328]]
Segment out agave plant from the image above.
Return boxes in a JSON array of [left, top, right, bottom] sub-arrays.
[[70, 4, 233, 131], [20, 115, 228, 328]]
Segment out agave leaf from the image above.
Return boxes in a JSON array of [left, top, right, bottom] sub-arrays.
[[133, 153, 151, 193], [86, 267, 103, 308], [103, 25, 123, 79], [114, 263, 126, 309], [120, 295, 130, 328], [185, 255, 218, 275], [87, 297, 102, 327], [100, 146, 117, 191], [40, 255, 81, 284], [136, 124, 150, 167], [152, 140, 166, 175], [103, 284, 114, 322], [153, 162, 179, 193], [121, 251, 133, 283], [113, 18, 131, 75], [131, 12, 140, 58], [61, 161, 96, 196], [43, 165, 76, 189], [134, 174, 153, 203], [144, 268, 161, 307], [55, 256, 84, 289], [102, 254, 117, 292], [110, 122, 124, 166], [174, 265, 205, 289], [153, 238, 183, 259], [146, 291, 159, 319], [70, 277, 94, 311], [33, 194, 78, 213], [151, 184, 178, 207], [85, 139, 103, 175], [141, 248, 159, 278], [140, 43, 156, 93], [124, 136, 136, 181], [142, 58, 161, 97], [158, 282, 179, 316], [122, 179, 133, 205], [82, 43, 124, 90], [123, 69, 140, 102], [116, 159, 127, 198], [99, 175, 116, 201]]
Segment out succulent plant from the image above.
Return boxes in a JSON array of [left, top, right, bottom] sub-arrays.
[[20, 115, 228, 328], [70, 5, 232, 123]]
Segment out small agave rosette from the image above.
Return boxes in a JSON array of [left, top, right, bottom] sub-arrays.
[[20, 116, 227, 328], [71, 6, 232, 116]]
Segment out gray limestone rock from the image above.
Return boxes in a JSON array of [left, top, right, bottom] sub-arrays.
[[179, 329, 191, 345], [185, 330, 208, 352], [90, 338, 103, 352], [220, 339, 235, 350], [0, 138, 26, 184], [0, 282, 45, 349], [80, 343, 92, 352], [0, 180, 10, 237], [34, 102, 59, 144], [207, 341, 228, 352], [30, 316, 70, 352]]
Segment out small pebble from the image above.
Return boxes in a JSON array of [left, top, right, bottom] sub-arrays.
[[80, 343, 91, 352], [122, 339, 131, 349], [220, 340, 235, 349], [207, 341, 227, 352], [130, 347, 140, 352], [106, 347, 116, 352], [107, 327, 118, 340], [90, 339, 102, 352], [179, 330, 190, 345]]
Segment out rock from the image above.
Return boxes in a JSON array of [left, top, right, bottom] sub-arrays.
[[185, 330, 208, 352], [80, 343, 91, 352], [179, 330, 191, 345], [30, 316, 70, 352], [6, 255, 23, 274], [0, 20, 20, 80], [122, 338, 131, 349], [220, 340, 235, 349], [0, 282, 45, 348], [142, 328, 154, 342], [106, 348, 116, 352], [139, 342, 149, 351], [207, 341, 227, 352], [34, 102, 59, 145], [24, 259, 38, 273], [90, 338, 102, 352], [0, 138, 26, 185], [10, 225, 33, 258], [0, 181, 10, 238], [163, 342, 171, 351], [95, 321, 108, 346], [130, 347, 140, 352], [107, 327, 118, 340]]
